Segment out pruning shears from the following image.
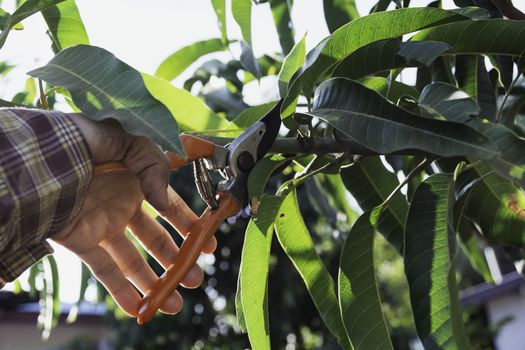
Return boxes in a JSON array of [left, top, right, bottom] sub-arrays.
[[93, 101, 281, 324]]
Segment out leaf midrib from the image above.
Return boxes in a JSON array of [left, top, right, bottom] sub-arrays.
[[44, 62, 171, 146], [312, 108, 497, 156]]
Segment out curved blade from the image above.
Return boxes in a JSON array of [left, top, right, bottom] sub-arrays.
[[256, 99, 282, 160]]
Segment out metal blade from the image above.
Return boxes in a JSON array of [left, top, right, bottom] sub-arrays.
[[256, 99, 282, 160]]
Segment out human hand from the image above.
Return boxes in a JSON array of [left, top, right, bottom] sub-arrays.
[[52, 114, 217, 316]]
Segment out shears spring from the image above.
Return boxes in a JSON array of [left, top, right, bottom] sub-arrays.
[[193, 158, 219, 209]]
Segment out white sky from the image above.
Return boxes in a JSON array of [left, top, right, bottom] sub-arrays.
[[2, 0, 524, 302]]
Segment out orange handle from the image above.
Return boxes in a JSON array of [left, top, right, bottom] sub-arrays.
[[93, 134, 217, 176], [137, 192, 241, 324]]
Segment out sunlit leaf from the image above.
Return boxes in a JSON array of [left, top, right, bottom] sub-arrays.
[[232, 0, 252, 45], [224, 101, 279, 136], [418, 82, 480, 122], [211, 0, 227, 44], [341, 157, 407, 252], [282, 7, 469, 117], [155, 39, 228, 81], [454, 55, 497, 121], [240, 196, 281, 350], [0, 0, 66, 49], [274, 188, 352, 349], [41, 0, 89, 52], [248, 154, 289, 208], [277, 34, 306, 98], [323, 0, 359, 33], [240, 41, 261, 80], [457, 164, 525, 246], [404, 174, 470, 349], [269, 0, 294, 54], [359, 76, 419, 102], [310, 78, 498, 159], [28, 45, 184, 155], [142, 73, 228, 132], [339, 209, 394, 350]]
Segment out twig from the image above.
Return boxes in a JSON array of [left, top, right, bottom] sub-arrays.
[[491, 0, 525, 20], [495, 74, 521, 123], [38, 79, 49, 110], [199, 135, 436, 157], [380, 158, 430, 207]]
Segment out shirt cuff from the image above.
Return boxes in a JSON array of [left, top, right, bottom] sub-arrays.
[[0, 108, 93, 284], [0, 241, 53, 288]]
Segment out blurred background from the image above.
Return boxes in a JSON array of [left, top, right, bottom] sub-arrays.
[[2, 0, 525, 349]]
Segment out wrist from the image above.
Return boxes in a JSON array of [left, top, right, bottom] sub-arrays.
[[68, 113, 129, 164]]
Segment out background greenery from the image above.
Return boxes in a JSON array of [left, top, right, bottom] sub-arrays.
[[3, 0, 525, 349]]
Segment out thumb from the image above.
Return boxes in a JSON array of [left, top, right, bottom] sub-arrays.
[[122, 136, 170, 211]]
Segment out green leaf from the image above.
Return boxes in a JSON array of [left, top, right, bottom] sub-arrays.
[[282, 7, 470, 117], [412, 20, 525, 57], [333, 39, 450, 80], [240, 196, 281, 350], [397, 41, 451, 67], [457, 164, 525, 246], [277, 34, 306, 98], [418, 82, 480, 122], [275, 189, 351, 349], [341, 157, 407, 252], [155, 39, 228, 81], [224, 100, 280, 136], [323, 0, 359, 33], [269, 0, 294, 54], [404, 174, 470, 349], [66, 262, 91, 323], [240, 41, 261, 80], [41, 0, 89, 52], [211, 0, 227, 44], [232, 0, 252, 45], [0, 0, 66, 49], [10, 0, 65, 25], [141, 73, 228, 132], [359, 76, 420, 102], [248, 154, 289, 206], [339, 210, 393, 350], [456, 217, 494, 284], [454, 55, 497, 121], [42, 255, 60, 339], [235, 270, 247, 331], [28, 45, 184, 155], [318, 173, 358, 224], [310, 78, 498, 159]]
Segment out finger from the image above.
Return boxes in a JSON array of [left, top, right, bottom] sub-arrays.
[[124, 136, 170, 211], [101, 232, 184, 314], [77, 245, 142, 317], [129, 208, 204, 289], [159, 187, 217, 254]]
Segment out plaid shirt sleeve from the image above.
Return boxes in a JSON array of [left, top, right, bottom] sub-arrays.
[[0, 108, 93, 286]]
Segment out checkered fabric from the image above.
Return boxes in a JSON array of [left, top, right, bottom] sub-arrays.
[[0, 108, 93, 286]]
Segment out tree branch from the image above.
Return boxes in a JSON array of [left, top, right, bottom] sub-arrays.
[[199, 135, 436, 157], [491, 0, 525, 20]]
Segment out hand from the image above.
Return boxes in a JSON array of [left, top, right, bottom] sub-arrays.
[[52, 114, 217, 317]]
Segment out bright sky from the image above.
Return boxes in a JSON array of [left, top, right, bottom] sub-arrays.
[[2, 0, 524, 302]]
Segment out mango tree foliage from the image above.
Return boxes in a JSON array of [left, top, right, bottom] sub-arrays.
[[5, 0, 525, 348]]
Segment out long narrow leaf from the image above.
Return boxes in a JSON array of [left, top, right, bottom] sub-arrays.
[[339, 209, 393, 350], [341, 157, 407, 252], [404, 174, 470, 349], [155, 39, 228, 81], [282, 7, 469, 117], [269, 0, 295, 54], [275, 189, 351, 349], [28, 45, 184, 155], [240, 196, 281, 350], [41, 0, 89, 52], [310, 78, 498, 159]]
